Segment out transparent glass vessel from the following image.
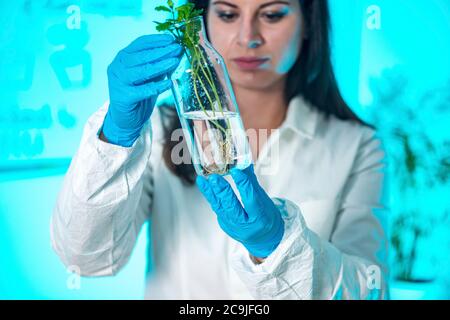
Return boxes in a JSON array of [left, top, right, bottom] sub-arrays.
[[170, 16, 252, 176]]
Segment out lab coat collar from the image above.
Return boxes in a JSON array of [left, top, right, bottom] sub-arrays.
[[281, 95, 319, 139]]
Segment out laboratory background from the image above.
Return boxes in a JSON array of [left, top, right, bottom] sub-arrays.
[[0, 0, 449, 299]]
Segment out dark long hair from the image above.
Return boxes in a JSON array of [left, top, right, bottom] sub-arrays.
[[159, 0, 370, 185]]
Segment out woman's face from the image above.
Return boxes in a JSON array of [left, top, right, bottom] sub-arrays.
[[207, 0, 305, 91]]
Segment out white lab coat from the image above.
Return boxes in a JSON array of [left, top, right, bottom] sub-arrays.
[[50, 95, 389, 299]]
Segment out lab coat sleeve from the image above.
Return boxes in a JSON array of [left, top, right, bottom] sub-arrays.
[[230, 128, 389, 300], [50, 101, 154, 276]]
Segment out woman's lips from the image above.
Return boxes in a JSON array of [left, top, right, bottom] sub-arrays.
[[233, 57, 270, 70]]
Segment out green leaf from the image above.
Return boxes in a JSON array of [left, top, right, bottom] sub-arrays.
[[177, 10, 185, 21], [192, 9, 204, 17], [176, 3, 194, 16], [155, 21, 172, 32], [155, 5, 171, 12], [154, 1, 202, 48]]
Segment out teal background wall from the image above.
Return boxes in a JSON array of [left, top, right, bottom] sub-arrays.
[[1, 0, 449, 299]]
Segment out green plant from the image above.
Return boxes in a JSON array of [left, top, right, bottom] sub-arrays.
[[368, 68, 450, 281], [388, 130, 450, 281], [154, 0, 234, 174]]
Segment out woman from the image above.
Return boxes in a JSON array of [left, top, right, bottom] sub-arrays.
[[50, 0, 389, 299]]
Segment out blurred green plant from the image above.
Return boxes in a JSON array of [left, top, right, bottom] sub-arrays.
[[368, 68, 450, 281]]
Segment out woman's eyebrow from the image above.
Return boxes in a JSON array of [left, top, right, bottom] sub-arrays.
[[211, 1, 291, 9], [211, 1, 238, 8], [259, 1, 291, 9]]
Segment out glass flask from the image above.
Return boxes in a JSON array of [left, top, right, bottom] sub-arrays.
[[170, 15, 252, 176]]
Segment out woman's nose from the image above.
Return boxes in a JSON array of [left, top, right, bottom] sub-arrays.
[[237, 17, 264, 49]]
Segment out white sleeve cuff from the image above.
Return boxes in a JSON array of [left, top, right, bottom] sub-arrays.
[[230, 198, 314, 299]]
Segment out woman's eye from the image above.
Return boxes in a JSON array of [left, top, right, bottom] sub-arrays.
[[217, 12, 238, 22], [262, 12, 286, 23]]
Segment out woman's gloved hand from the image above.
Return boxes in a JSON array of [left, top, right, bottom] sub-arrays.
[[196, 165, 285, 259], [102, 34, 183, 147]]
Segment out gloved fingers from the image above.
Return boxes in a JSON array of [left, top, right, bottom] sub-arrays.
[[123, 34, 176, 53], [120, 43, 183, 68], [217, 216, 241, 240], [208, 174, 247, 222], [125, 57, 180, 85], [230, 165, 265, 221], [197, 176, 246, 239], [130, 78, 172, 102], [242, 164, 260, 185], [196, 175, 221, 214]]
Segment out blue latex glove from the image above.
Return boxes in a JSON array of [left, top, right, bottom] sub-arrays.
[[102, 34, 183, 147], [196, 165, 285, 259]]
